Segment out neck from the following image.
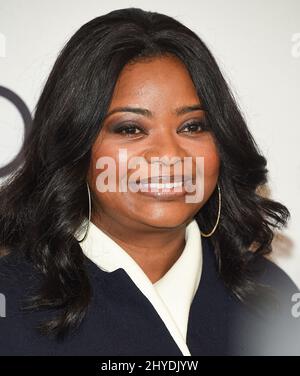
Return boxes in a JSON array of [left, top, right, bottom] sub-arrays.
[[91, 212, 188, 283]]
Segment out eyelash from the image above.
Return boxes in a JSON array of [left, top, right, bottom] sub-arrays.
[[113, 121, 207, 137]]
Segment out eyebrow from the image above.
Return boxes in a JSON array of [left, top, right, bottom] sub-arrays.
[[103, 104, 205, 120]]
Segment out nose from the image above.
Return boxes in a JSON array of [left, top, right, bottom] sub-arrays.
[[143, 128, 186, 167], [144, 129, 186, 175]]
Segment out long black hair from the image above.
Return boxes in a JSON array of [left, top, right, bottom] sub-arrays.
[[0, 7, 290, 339]]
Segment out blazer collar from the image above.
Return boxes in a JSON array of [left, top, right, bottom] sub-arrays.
[[76, 218, 202, 356]]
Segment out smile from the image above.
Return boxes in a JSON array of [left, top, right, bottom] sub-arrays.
[[127, 179, 193, 201], [139, 181, 184, 190]]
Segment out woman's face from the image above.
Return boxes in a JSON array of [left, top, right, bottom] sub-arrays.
[[88, 55, 220, 231]]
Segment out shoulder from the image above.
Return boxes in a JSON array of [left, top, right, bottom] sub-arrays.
[[0, 250, 56, 355], [243, 254, 300, 355], [0, 249, 39, 292], [0, 250, 41, 322], [203, 236, 299, 298], [205, 238, 300, 353], [0, 248, 48, 323], [249, 252, 299, 301]]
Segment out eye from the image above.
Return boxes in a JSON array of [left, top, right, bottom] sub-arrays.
[[112, 124, 145, 137], [179, 121, 206, 134]]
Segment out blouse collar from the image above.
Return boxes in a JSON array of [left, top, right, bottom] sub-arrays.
[[76, 218, 202, 356]]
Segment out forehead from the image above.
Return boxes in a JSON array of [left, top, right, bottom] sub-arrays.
[[109, 55, 200, 106]]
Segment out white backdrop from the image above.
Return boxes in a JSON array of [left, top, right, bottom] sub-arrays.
[[0, 0, 299, 286]]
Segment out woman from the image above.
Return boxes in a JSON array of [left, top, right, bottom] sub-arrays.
[[0, 7, 299, 356]]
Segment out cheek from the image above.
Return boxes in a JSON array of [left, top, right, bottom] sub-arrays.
[[197, 140, 220, 201], [202, 136, 220, 176], [88, 145, 139, 210], [204, 148, 220, 178], [88, 143, 119, 188]]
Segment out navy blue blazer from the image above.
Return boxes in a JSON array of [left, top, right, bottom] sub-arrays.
[[0, 237, 299, 356]]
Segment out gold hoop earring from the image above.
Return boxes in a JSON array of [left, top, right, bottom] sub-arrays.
[[78, 181, 91, 243], [200, 183, 221, 238]]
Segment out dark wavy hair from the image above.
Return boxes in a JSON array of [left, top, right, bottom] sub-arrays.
[[0, 7, 290, 340]]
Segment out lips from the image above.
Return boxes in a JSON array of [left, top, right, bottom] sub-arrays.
[[126, 174, 195, 200], [137, 175, 192, 184]]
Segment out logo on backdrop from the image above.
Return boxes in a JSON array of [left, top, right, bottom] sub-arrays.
[[291, 292, 300, 318], [0, 293, 5, 318], [0, 86, 32, 178]]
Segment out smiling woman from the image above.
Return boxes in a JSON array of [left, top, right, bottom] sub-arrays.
[[0, 7, 299, 356], [87, 55, 220, 282]]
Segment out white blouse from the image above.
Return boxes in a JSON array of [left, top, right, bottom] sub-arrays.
[[76, 219, 203, 356]]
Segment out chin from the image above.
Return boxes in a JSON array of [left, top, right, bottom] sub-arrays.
[[137, 213, 191, 230]]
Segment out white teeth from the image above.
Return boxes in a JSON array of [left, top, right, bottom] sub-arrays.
[[140, 181, 183, 189]]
